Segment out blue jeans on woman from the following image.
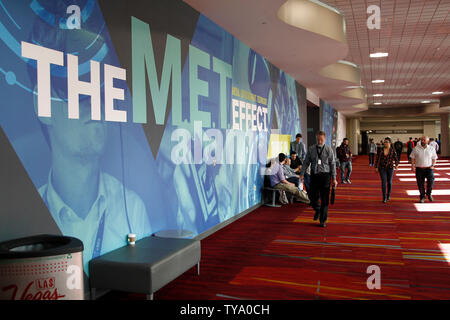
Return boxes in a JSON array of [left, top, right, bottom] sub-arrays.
[[379, 167, 394, 200]]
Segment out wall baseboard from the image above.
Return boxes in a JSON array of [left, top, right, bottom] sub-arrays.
[[194, 202, 262, 241]]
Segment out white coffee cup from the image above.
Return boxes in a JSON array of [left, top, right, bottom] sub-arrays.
[[127, 233, 136, 245]]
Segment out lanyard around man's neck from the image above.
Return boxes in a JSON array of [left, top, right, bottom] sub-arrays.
[[92, 210, 106, 259], [317, 145, 324, 159]]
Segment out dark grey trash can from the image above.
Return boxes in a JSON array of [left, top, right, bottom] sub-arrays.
[[0, 234, 84, 300]]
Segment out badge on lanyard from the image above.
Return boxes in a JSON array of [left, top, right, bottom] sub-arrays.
[[317, 145, 324, 166]]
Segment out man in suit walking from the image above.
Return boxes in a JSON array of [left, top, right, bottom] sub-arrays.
[[299, 131, 337, 227]]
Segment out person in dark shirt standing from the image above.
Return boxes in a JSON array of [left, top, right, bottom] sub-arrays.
[[336, 138, 352, 184], [394, 138, 403, 163], [406, 137, 415, 163], [290, 133, 306, 161], [375, 137, 399, 203], [299, 131, 337, 227]]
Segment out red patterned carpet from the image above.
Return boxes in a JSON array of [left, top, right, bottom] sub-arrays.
[[103, 155, 450, 300]]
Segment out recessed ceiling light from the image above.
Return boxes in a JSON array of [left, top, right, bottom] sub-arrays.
[[373, 94, 383, 97], [421, 100, 431, 103], [372, 80, 385, 83], [346, 85, 364, 89], [370, 52, 389, 58], [374, 102, 382, 105], [432, 91, 443, 95]]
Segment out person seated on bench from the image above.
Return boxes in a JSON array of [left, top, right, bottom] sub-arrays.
[[270, 153, 309, 204], [291, 151, 311, 193], [285, 157, 308, 193], [283, 158, 301, 187]]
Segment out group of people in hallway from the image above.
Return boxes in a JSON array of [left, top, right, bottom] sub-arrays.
[[370, 136, 439, 203], [370, 137, 440, 165], [267, 131, 337, 228], [267, 134, 310, 206], [267, 131, 440, 228], [406, 137, 440, 163]]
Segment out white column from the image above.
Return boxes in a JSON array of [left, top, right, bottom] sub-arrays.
[[423, 121, 437, 140], [346, 118, 360, 155], [440, 114, 450, 157]]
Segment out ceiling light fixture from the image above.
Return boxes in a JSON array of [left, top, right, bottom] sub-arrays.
[[373, 94, 383, 97], [421, 100, 431, 104], [432, 91, 444, 95], [372, 80, 385, 83], [370, 52, 388, 58], [346, 85, 364, 89], [374, 102, 382, 105]]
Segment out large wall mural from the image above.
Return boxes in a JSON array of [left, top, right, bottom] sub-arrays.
[[0, 0, 308, 274]]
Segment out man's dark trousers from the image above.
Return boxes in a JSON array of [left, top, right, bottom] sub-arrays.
[[395, 148, 402, 162], [309, 173, 331, 224], [287, 176, 300, 187], [416, 168, 434, 199], [304, 173, 311, 193]]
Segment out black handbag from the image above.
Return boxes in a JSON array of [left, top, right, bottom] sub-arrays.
[[330, 186, 336, 205]]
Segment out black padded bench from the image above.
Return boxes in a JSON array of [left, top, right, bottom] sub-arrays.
[[89, 236, 201, 300]]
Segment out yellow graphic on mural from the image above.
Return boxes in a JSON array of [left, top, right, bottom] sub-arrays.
[[267, 134, 291, 159]]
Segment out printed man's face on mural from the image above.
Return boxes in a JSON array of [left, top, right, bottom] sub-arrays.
[[35, 86, 108, 162]]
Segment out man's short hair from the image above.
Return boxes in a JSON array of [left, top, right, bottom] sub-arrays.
[[26, 1, 110, 150], [296, 133, 302, 139], [279, 153, 286, 163], [290, 151, 297, 156], [317, 131, 326, 137], [343, 138, 349, 142]]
